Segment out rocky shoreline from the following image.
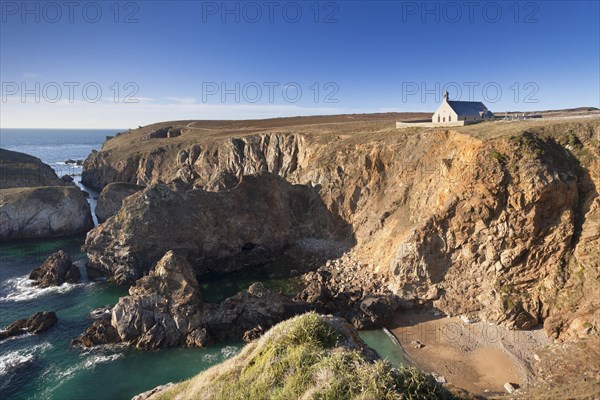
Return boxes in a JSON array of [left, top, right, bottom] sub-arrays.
[[0, 148, 94, 240], [74, 249, 402, 349]]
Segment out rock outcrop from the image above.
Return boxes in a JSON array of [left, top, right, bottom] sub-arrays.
[[72, 315, 120, 347], [110, 250, 206, 349], [95, 182, 144, 223], [0, 148, 65, 189], [0, 186, 94, 240], [296, 267, 401, 329], [29, 250, 80, 287], [76, 250, 314, 349], [0, 148, 94, 240], [84, 172, 351, 284], [131, 383, 175, 400], [202, 281, 312, 342], [0, 311, 58, 341]]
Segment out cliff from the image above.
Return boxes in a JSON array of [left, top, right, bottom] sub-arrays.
[[84, 172, 351, 284], [0, 186, 94, 240], [0, 148, 65, 189], [82, 116, 599, 344]]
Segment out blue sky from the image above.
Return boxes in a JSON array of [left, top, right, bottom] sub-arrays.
[[1, 0, 598, 128]]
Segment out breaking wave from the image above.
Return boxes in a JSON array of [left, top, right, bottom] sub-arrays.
[[0, 275, 90, 303], [0, 342, 53, 377]]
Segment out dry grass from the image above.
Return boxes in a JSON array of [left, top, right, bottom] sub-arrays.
[[151, 313, 457, 400]]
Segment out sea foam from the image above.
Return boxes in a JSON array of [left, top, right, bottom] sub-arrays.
[[0, 342, 53, 377], [0, 275, 89, 303]]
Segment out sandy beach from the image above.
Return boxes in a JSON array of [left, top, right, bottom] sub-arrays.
[[388, 312, 549, 397]]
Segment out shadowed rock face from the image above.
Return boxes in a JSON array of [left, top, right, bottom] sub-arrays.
[[0, 312, 58, 341], [84, 172, 353, 284], [95, 182, 144, 223], [0, 148, 65, 189], [29, 250, 80, 287], [75, 251, 313, 349]]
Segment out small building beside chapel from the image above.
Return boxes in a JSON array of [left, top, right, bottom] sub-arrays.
[[432, 91, 494, 124]]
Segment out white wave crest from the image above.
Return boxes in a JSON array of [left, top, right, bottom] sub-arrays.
[[201, 353, 218, 363], [55, 352, 124, 383], [82, 353, 122, 369], [0, 342, 53, 377], [39, 349, 124, 398], [0, 332, 33, 344], [220, 345, 239, 358], [0, 275, 89, 303]]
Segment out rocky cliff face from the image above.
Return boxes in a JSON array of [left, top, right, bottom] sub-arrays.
[[84, 172, 351, 284], [0, 186, 94, 240], [83, 131, 305, 192], [0, 148, 65, 189], [95, 182, 144, 223], [0, 148, 94, 240], [81, 117, 599, 342], [110, 251, 207, 349]]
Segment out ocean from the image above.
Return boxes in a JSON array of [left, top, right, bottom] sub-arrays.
[[0, 129, 404, 400]]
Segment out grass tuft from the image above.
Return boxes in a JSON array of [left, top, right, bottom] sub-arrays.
[[152, 313, 458, 400]]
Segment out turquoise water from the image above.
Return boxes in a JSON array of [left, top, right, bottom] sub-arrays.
[[359, 329, 407, 367], [0, 237, 241, 400], [199, 258, 303, 303]]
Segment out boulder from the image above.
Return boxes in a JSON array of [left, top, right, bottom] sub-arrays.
[[109, 250, 205, 349], [203, 282, 313, 342], [504, 382, 516, 394], [29, 250, 80, 287], [355, 294, 400, 329], [24, 311, 59, 333], [95, 182, 144, 223], [0, 186, 94, 240], [72, 318, 120, 347], [0, 311, 58, 341], [61, 174, 74, 183]]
